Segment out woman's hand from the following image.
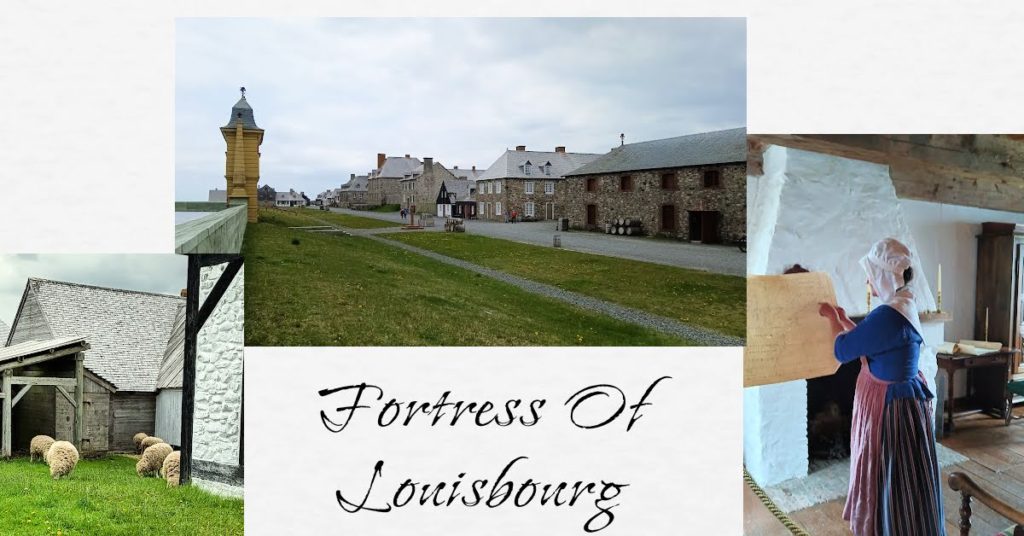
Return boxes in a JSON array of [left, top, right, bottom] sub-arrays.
[[835, 306, 856, 331], [818, 302, 839, 319]]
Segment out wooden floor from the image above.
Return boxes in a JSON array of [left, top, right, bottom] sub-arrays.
[[745, 407, 1024, 535]]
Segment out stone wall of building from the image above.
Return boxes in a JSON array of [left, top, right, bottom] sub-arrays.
[[367, 177, 400, 205], [475, 178, 564, 221], [193, 262, 244, 498], [562, 163, 745, 241]]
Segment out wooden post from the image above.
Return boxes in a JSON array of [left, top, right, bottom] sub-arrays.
[[73, 352, 84, 450], [2, 369, 11, 457], [180, 254, 201, 485]]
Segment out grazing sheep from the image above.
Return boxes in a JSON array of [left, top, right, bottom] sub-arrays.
[[161, 451, 181, 487], [136, 442, 173, 477], [133, 432, 149, 453], [29, 435, 55, 463], [139, 436, 164, 451], [46, 441, 79, 479]]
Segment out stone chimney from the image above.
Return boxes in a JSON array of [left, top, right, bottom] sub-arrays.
[[472, 166, 476, 171], [350, 173, 355, 180], [516, 145, 526, 151], [377, 153, 386, 169], [423, 157, 433, 170], [405, 154, 410, 158], [453, 165, 459, 170], [555, 146, 566, 153]]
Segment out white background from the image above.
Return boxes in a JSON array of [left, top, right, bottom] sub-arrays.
[[246, 347, 743, 535], [0, 1, 1022, 534]]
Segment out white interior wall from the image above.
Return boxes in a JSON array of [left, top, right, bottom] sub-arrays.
[[745, 145, 946, 486]]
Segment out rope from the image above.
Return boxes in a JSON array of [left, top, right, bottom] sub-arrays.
[[744, 467, 812, 536]]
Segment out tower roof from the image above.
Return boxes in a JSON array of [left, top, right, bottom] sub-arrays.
[[224, 94, 262, 130]]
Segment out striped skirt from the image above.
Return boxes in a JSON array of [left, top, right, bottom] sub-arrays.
[[844, 360, 945, 535]]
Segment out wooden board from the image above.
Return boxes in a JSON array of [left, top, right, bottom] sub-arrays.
[[745, 272, 841, 387]]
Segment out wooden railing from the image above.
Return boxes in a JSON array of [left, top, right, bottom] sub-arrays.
[[948, 471, 1024, 536]]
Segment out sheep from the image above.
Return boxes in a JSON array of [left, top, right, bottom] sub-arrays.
[[139, 436, 164, 452], [46, 441, 79, 479], [133, 432, 149, 453], [161, 451, 181, 487], [136, 442, 173, 477], [29, 435, 55, 464]]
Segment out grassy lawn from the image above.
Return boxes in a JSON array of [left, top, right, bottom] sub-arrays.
[[244, 210, 688, 345], [0, 456, 243, 535], [288, 207, 399, 229], [381, 232, 745, 338]]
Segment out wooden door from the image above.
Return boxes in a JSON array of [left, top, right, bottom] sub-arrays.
[[586, 204, 597, 227], [701, 211, 721, 243], [688, 211, 703, 241]]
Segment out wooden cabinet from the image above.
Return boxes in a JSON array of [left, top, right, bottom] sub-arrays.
[[975, 222, 1024, 358]]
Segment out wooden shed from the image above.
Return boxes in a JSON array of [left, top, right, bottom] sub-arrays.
[[5, 278, 184, 454], [0, 337, 91, 457], [155, 304, 185, 447]]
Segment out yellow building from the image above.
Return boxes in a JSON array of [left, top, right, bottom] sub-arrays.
[[220, 88, 264, 223]]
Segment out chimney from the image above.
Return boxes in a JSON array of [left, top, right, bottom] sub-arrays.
[[180, 289, 187, 298], [472, 166, 476, 171], [423, 157, 433, 169], [453, 165, 459, 170], [350, 173, 355, 180], [405, 154, 410, 158], [377, 153, 386, 169], [555, 146, 566, 153], [516, 145, 526, 151]]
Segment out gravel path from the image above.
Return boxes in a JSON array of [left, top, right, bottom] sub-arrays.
[[329, 207, 746, 276]]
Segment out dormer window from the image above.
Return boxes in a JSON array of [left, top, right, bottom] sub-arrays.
[[523, 161, 532, 175], [544, 162, 552, 176]]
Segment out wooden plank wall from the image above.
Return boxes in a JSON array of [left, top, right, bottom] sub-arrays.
[[109, 392, 156, 451], [155, 389, 182, 447], [55, 380, 110, 454], [12, 384, 55, 452]]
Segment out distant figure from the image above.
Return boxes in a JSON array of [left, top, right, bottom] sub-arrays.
[[400, 208, 407, 220], [510, 210, 518, 224]]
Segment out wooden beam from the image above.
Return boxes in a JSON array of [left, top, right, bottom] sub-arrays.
[[181, 254, 201, 485], [73, 353, 84, 450], [2, 370, 11, 457], [11, 376, 77, 388], [56, 386, 76, 408], [748, 134, 1024, 213], [0, 345, 89, 373], [10, 384, 31, 408], [196, 257, 243, 330]]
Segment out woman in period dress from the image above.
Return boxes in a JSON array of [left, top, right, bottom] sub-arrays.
[[818, 238, 945, 536]]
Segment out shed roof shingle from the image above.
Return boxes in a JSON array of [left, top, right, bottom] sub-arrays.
[[565, 127, 747, 176], [0, 319, 9, 347], [18, 278, 184, 392]]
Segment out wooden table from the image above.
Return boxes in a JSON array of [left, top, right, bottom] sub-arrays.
[[937, 349, 1021, 434]]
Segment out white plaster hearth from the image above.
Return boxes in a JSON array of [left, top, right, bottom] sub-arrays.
[[745, 146, 944, 486]]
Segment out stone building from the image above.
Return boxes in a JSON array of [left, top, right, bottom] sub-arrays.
[[367, 153, 420, 206], [399, 158, 470, 216], [338, 174, 369, 208], [220, 89, 264, 223], [474, 146, 600, 221], [563, 128, 746, 242]]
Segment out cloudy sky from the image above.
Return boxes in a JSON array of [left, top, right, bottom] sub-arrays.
[[0, 255, 186, 327], [175, 18, 745, 201]]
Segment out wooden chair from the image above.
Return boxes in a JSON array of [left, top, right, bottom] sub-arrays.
[[949, 472, 1024, 535]]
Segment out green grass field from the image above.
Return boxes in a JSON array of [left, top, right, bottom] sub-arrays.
[[382, 232, 745, 338], [291, 207, 399, 229], [244, 210, 688, 345], [0, 456, 243, 535]]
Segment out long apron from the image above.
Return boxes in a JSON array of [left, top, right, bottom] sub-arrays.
[[844, 358, 945, 536]]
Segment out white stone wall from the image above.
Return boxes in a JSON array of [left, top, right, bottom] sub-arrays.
[[745, 146, 946, 486], [193, 263, 244, 497]]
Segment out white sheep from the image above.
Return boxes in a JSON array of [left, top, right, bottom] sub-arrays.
[[139, 436, 164, 452], [161, 451, 181, 487], [30, 435, 55, 464], [46, 441, 79, 479], [136, 442, 173, 477], [133, 432, 149, 453]]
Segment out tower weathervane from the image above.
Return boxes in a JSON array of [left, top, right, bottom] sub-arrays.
[[240, 86, 246, 97]]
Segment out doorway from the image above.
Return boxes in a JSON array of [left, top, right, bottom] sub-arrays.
[[661, 205, 677, 232], [586, 204, 598, 228], [688, 211, 720, 243]]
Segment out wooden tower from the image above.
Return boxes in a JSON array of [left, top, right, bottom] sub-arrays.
[[221, 87, 264, 223]]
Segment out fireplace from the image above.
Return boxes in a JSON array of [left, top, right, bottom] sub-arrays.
[[806, 359, 859, 462]]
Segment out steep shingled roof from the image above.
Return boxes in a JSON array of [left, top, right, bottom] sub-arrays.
[[341, 175, 369, 192], [477, 149, 601, 181], [0, 319, 9, 347], [156, 303, 185, 390], [223, 95, 262, 130], [566, 127, 746, 176], [8, 278, 184, 392], [377, 156, 422, 178]]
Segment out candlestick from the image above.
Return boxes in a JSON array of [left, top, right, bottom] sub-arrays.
[[936, 264, 942, 312], [867, 282, 871, 311]]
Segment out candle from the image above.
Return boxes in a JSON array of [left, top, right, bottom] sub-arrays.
[[937, 264, 942, 312], [867, 282, 872, 311], [985, 307, 990, 341]]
